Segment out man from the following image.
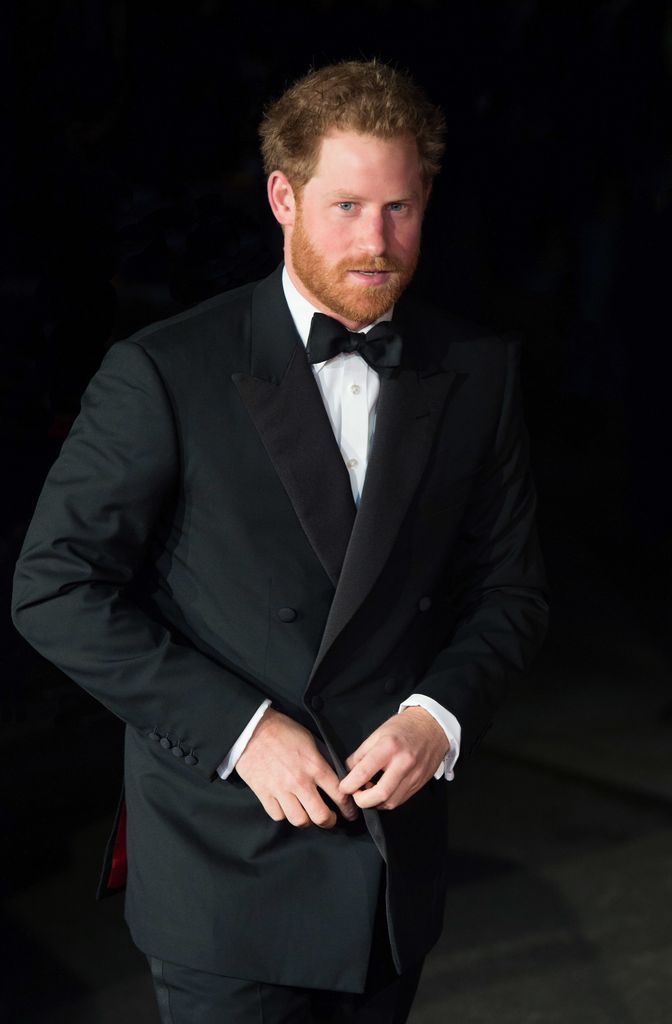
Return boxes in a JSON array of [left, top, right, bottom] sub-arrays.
[[12, 60, 548, 1022]]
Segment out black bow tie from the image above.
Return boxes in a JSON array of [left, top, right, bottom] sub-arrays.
[[306, 313, 403, 378]]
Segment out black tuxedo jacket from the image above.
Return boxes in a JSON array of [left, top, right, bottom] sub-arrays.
[[12, 265, 548, 992]]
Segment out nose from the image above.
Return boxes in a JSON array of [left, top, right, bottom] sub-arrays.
[[357, 210, 387, 256]]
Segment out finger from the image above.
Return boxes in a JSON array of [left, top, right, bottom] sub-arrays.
[[352, 763, 409, 809], [316, 772, 359, 820], [344, 747, 364, 773], [259, 794, 285, 822], [280, 794, 311, 828], [339, 748, 388, 795], [343, 732, 378, 773], [297, 786, 338, 829]]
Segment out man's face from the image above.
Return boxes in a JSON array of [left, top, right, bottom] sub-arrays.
[[284, 130, 426, 329]]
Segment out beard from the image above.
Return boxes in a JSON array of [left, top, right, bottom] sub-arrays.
[[290, 209, 419, 325]]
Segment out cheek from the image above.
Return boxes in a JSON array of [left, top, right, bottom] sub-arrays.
[[394, 222, 422, 254], [314, 225, 352, 262], [299, 217, 333, 252]]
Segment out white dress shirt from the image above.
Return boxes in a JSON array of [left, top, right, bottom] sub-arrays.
[[218, 268, 462, 782]]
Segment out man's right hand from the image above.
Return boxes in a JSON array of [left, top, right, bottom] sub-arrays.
[[234, 708, 359, 829]]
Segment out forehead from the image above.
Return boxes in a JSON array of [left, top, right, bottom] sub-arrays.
[[308, 129, 423, 191]]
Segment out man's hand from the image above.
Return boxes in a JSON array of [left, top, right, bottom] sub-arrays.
[[339, 707, 449, 810], [235, 708, 359, 828]]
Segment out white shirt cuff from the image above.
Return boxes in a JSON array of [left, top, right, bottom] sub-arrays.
[[398, 693, 462, 781], [217, 699, 272, 780]]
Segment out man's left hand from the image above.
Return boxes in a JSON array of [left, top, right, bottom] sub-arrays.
[[339, 707, 449, 810]]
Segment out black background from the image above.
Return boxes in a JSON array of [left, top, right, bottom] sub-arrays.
[[2, 2, 671, 1020]]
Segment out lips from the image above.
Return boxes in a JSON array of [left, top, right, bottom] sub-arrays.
[[348, 269, 395, 284]]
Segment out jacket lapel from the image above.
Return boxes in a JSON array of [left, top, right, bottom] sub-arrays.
[[309, 362, 458, 675], [233, 267, 464, 664], [232, 268, 356, 586]]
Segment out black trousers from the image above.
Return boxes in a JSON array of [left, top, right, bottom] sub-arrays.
[[148, 881, 424, 1024], [149, 955, 423, 1024]]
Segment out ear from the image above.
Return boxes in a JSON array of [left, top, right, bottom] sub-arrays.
[[267, 171, 297, 226]]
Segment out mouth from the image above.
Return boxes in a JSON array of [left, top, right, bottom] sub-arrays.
[[348, 269, 395, 284]]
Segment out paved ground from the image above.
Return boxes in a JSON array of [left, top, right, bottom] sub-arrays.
[[410, 752, 672, 1024]]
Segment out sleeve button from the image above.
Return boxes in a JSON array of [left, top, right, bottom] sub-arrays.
[[172, 745, 184, 758], [184, 754, 198, 766], [160, 737, 172, 750]]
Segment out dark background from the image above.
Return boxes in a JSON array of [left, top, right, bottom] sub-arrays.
[[2, 2, 671, 1021]]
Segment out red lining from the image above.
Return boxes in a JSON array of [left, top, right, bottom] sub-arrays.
[[107, 801, 128, 889]]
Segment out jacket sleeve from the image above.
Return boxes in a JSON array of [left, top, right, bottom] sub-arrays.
[[12, 340, 267, 780], [418, 339, 550, 757]]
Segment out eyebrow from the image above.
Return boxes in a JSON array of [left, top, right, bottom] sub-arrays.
[[326, 190, 421, 202]]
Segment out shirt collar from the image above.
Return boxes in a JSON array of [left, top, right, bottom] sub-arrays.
[[281, 266, 394, 372]]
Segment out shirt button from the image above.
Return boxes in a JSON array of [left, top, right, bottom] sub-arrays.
[[277, 607, 297, 622], [310, 695, 324, 711], [350, 383, 361, 395], [418, 596, 433, 612], [347, 458, 358, 469]]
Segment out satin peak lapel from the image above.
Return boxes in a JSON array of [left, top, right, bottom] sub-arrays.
[[232, 269, 356, 586], [310, 363, 458, 675]]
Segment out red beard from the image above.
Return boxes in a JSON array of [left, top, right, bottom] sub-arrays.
[[290, 210, 419, 325]]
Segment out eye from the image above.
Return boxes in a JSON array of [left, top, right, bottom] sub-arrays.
[[388, 202, 407, 212], [337, 201, 355, 211]]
